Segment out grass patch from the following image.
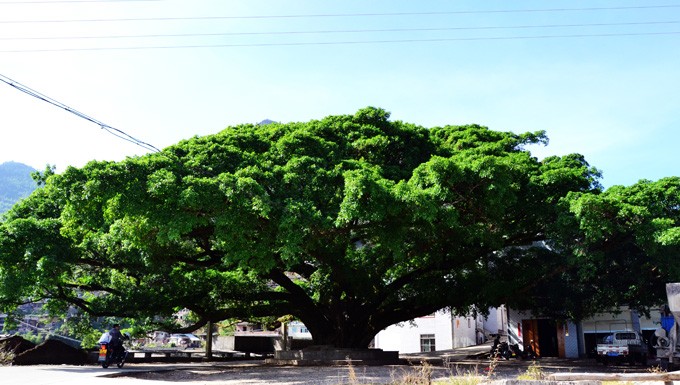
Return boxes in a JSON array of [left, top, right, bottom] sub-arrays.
[[516, 361, 545, 381], [387, 360, 434, 385], [432, 374, 483, 385], [648, 365, 666, 373]]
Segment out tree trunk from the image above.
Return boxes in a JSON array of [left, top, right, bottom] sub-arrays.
[[300, 313, 378, 349]]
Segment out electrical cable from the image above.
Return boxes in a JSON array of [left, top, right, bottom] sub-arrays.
[[1, 4, 680, 23], [0, 0, 159, 3], [2, 30, 679, 52], [0, 73, 161, 153], [1, 20, 678, 41], [15, 319, 82, 344]]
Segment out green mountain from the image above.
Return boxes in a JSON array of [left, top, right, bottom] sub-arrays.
[[0, 161, 37, 214]]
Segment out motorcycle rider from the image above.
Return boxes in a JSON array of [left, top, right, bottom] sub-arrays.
[[108, 324, 124, 358]]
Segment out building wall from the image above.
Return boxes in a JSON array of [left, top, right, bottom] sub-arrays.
[[374, 305, 661, 357], [507, 309, 580, 359], [485, 306, 507, 337], [373, 309, 493, 353], [564, 321, 580, 358], [506, 309, 523, 345], [373, 310, 454, 353], [452, 313, 484, 348], [578, 307, 661, 357], [580, 307, 658, 333]]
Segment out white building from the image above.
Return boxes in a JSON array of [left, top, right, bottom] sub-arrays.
[[374, 305, 662, 358], [287, 320, 312, 340], [373, 308, 499, 353]]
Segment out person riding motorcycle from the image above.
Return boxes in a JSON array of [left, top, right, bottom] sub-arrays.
[[97, 323, 127, 368], [108, 324, 124, 357]]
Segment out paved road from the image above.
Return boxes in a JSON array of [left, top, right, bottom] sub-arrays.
[[1, 363, 187, 385]]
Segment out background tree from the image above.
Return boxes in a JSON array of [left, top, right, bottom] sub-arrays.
[[0, 161, 37, 213], [1, 107, 614, 348]]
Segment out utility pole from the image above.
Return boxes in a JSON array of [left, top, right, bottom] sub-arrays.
[[205, 321, 213, 360]]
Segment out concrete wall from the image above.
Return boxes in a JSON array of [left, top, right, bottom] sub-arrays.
[[213, 335, 235, 351], [212, 335, 277, 353]]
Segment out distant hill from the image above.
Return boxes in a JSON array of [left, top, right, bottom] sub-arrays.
[[0, 161, 37, 214]]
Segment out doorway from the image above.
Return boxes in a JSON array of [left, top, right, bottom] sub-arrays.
[[522, 319, 559, 357]]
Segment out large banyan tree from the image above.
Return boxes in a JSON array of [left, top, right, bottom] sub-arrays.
[[5, 107, 677, 349]]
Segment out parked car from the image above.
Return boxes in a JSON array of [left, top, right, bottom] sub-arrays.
[[596, 330, 648, 365], [168, 333, 201, 348]]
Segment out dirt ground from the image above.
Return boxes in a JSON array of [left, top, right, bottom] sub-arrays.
[[117, 357, 656, 384]]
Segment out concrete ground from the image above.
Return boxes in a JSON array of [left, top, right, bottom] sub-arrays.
[[0, 344, 662, 385]]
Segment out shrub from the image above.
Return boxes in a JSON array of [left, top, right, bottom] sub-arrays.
[[0, 346, 15, 366]]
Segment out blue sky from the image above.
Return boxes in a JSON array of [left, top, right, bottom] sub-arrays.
[[1, 0, 678, 188]]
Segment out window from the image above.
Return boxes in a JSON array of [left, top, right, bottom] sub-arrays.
[[420, 334, 436, 352]]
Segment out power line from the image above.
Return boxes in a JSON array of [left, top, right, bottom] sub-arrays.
[[0, 73, 161, 153], [2, 20, 679, 41], [2, 30, 679, 52], [15, 319, 82, 344], [1, 4, 680, 23], [0, 0, 159, 3]]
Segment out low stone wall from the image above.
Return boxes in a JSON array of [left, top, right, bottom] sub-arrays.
[[484, 381, 600, 385], [548, 372, 680, 382], [270, 345, 400, 365], [86, 349, 258, 364]]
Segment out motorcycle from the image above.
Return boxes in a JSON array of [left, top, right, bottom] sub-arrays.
[[490, 338, 512, 360], [98, 342, 127, 368]]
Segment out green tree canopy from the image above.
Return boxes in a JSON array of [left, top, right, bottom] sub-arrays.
[[542, 177, 680, 318], [0, 107, 636, 348]]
